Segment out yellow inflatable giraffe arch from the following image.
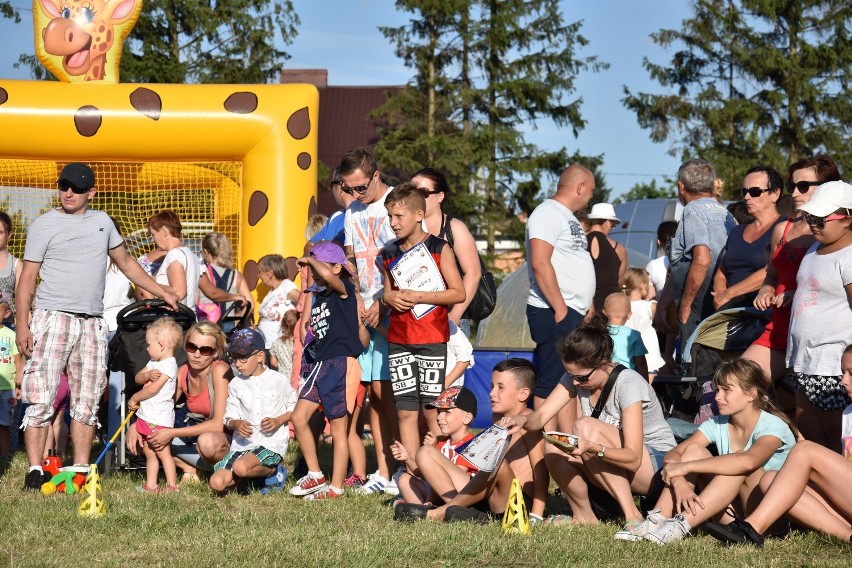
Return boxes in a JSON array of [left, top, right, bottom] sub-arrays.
[[0, 0, 317, 291]]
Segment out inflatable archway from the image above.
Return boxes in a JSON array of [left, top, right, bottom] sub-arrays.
[[0, 0, 317, 291]]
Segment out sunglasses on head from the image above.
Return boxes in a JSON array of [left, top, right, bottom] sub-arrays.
[[786, 180, 821, 194], [185, 341, 216, 356], [57, 181, 90, 195], [569, 367, 597, 383], [740, 186, 770, 198], [802, 210, 851, 230]]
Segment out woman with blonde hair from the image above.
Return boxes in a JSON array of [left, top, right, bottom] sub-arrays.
[[197, 232, 253, 333]]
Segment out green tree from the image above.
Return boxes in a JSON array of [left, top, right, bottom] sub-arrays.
[[614, 178, 677, 204], [1, 1, 18, 22], [376, 1, 606, 255], [623, 0, 851, 190]]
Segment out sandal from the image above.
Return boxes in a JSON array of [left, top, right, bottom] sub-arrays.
[[393, 502, 436, 522], [547, 514, 573, 526]]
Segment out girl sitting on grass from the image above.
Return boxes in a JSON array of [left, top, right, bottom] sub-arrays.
[[616, 358, 797, 544]]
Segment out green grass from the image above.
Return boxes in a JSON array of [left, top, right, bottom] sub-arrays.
[[1, 446, 849, 568]]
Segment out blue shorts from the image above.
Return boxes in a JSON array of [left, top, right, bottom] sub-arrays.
[[299, 355, 348, 419], [646, 446, 666, 473], [358, 326, 389, 382]]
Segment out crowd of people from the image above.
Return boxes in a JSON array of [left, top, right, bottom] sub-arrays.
[[2, 150, 851, 547]]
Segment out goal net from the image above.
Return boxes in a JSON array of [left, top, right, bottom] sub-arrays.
[[0, 159, 243, 264]]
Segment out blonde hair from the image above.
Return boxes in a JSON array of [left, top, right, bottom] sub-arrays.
[[146, 317, 184, 351], [202, 232, 234, 269], [713, 359, 799, 438], [305, 214, 328, 241], [184, 320, 227, 355], [622, 267, 649, 296]]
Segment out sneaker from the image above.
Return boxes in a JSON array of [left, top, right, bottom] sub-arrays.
[[261, 465, 288, 495], [355, 471, 390, 495], [645, 514, 692, 545], [384, 468, 403, 496], [393, 502, 435, 522], [703, 519, 765, 548], [444, 505, 493, 524], [614, 510, 666, 541], [289, 473, 327, 497], [343, 474, 366, 489], [24, 469, 47, 491], [304, 486, 343, 501]]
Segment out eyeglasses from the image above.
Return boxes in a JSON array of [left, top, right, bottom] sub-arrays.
[[786, 180, 821, 194], [802, 211, 850, 230], [232, 350, 261, 363], [185, 341, 216, 357], [740, 187, 770, 198], [417, 187, 442, 197], [57, 181, 90, 195], [569, 367, 597, 383], [341, 173, 374, 195]]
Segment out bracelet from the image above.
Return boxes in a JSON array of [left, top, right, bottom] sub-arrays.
[[379, 295, 388, 307], [225, 418, 233, 429]]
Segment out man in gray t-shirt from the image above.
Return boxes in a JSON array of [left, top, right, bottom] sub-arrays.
[[669, 159, 735, 351], [17, 162, 178, 491]]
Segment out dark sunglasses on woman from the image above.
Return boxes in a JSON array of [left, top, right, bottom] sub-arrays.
[[785, 180, 821, 194], [185, 341, 216, 356]]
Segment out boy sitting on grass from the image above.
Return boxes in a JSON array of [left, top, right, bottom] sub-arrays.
[[426, 359, 548, 523], [391, 385, 478, 514], [210, 328, 296, 495]]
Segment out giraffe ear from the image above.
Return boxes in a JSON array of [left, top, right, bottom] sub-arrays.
[[103, 0, 139, 23], [38, 0, 61, 18]]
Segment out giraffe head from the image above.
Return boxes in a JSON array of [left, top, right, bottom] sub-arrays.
[[34, 0, 141, 83]]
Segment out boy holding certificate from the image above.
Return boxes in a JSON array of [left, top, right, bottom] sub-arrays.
[[380, 183, 466, 464]]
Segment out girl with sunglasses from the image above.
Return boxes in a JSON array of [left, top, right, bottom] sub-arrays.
[[127, 321, 234, 484], [787, 180, 852, 453], [503, 317, 676, 530], [742, 155, 841, 410]]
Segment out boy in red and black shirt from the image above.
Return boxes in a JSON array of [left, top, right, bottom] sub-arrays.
[[380, 183, 465, 462]]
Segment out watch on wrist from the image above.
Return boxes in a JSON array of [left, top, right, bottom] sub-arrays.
[[597, 444, 606, 458]]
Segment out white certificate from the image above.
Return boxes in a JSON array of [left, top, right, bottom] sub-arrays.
[[390, 242, 446, 319]]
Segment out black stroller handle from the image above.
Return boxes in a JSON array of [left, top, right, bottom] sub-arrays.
[[116, 299, 197, 332]]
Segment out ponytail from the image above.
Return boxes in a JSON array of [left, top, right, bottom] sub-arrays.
[[559, 314, 614, 368]]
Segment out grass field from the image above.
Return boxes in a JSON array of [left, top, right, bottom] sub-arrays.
[[1, 445, 849, 568]]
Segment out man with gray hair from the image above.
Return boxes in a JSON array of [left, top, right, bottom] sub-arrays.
[[669, 159, 735, 352]]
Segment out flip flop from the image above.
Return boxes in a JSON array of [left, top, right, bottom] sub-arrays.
[[547, 514, 573, 526], [393, 502, 436, 521]]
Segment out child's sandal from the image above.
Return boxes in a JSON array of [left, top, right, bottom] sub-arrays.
[[163, 484, 180, 493], [547, 514, 573, 526]]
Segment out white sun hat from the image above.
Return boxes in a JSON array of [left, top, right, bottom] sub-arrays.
[[587, 202, 621, 223], [798, 181, 852, 217]]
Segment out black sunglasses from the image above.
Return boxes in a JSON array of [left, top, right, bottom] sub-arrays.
[[740, 186, 770, 198], [341, 174, 374, 196], [417, 187, 442, 196], [802, 210, 851, 230], [57, 181, 90, 195], [569, 367, 597, 383], [232, 350, 261, 363], [786, 180, 821, 194], [185, 341, 216, 356]]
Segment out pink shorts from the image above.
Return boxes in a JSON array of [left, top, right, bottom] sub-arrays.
[[135, 417, 166, 439]]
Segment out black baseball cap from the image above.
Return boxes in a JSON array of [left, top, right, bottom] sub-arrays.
[[58, 162, 95, 191], [426, 386, 478, 416]]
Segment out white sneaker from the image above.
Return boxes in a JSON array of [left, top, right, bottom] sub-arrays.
[[613, 509, 666, 541], [645, 514, 692, 545], [383, 467, 404, 496], [355, 471, 390, 495]]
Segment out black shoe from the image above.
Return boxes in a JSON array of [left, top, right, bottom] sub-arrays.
[[393, 502, 436, 522], [24, 469, 46, 491], [703, 519, 765, 548], [444, 505, 493, 524]]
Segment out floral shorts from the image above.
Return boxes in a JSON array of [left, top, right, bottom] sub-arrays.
[[792, 372, 852, 411]]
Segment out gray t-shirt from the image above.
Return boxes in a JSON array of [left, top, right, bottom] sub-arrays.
[[24, 208, 122, 315], [526, 199, 595, 314], [560, 367, 676, 452], [670, 197, 735, 315]]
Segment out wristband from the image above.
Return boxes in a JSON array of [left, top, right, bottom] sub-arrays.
[[379, 295, 388, 307]]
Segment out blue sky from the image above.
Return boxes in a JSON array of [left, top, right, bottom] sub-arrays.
[[0, 0, 693, 200]]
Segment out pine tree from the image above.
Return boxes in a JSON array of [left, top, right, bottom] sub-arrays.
[[623, 0, 851, 191]]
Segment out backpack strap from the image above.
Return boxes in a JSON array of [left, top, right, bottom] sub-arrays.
[[443, 214, 456, 248], [591, 364, 626, 420]]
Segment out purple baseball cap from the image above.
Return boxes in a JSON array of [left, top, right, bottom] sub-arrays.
[[310, 240, 352, 275]]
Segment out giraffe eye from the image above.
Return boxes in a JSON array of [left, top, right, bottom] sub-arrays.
[[61, 7, 71, 18], [82, 7, 94, 21]]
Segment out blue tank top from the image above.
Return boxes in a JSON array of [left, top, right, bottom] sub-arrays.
[[720, 217, 783, 303]]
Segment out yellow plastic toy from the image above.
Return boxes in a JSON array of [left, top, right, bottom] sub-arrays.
[[501, 478, 531, 535], [78, 464, 105, 518]]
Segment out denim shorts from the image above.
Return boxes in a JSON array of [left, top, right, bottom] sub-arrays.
[[646, 445, 667, 473]]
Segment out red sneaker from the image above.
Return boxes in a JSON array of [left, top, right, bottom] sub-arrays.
[[304, 486, 343, 501], [288, 473, 327, 497]]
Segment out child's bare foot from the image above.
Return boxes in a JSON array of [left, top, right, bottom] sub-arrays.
[[181, 472, 201, 485]]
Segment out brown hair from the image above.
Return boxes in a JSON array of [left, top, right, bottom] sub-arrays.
[[492, 358, 536, 391], [787, 154, 841, 183], [148, 209, 182, 238], [559, 315, 614, 369], [713, 359, 799, 438], [279, 309, 300, 342], [622, 267, 649, 296], [258, 254, 289, 281], [385, 182, 426, 214]]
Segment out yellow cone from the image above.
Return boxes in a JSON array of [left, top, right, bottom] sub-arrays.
[[78, 464, 105, 517], [501, 478, 530, 535]]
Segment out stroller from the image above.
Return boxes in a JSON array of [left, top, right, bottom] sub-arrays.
[[106, 299, 196, 472]]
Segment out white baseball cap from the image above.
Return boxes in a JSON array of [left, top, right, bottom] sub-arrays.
[[798, 181, 852, 217], [587, 202, 621, 223]]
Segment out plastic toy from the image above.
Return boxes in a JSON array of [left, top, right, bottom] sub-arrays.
[[78, 464, 105, 517], [40, 449, 87, 494], [501, 478, 531, 535]]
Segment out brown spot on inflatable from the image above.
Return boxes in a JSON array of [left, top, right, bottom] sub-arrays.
[[106, 30, 112, 43], [308, 196, 317, 218], [99, 25, 105, 32], [287, 107, 310, 140], [130, 88, 162, 120], [284, 257, 299, 281], [74, 105, 102, 136], [297, 152, 311, 170], [224, 92, 258, 114], [248, 191, 269, 226], [243, 260, 259, 291], [0, 87, 7, 105]]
